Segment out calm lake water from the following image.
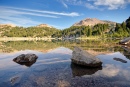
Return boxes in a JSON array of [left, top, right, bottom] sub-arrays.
[[0, 40, 130, 87]]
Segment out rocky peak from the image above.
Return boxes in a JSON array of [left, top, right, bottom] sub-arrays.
[[73, 18, 116, 26]]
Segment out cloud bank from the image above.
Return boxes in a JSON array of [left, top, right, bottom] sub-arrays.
[[59, 0, 130, 10], [0, 6, 80, 27]]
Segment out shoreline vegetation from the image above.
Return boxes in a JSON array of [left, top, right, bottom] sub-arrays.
[[0, 38, 120, 54], [0, 36, 124, 41], [0, 36, 108, 41], [0, 37, 58, 41]]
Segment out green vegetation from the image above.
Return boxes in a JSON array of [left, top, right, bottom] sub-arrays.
[[52, 24, 110, 38], [1, 26, 59, 37], [0, 16, 130, 39], [52, 17, 130, 38], [110, 18, 130, 38], [0, 39, 119, 53], [0, 25, 12, 37]]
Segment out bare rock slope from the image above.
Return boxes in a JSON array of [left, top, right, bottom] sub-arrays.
[[73, 18, 116, 26]]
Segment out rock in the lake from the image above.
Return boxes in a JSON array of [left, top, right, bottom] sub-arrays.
[[113, 57, 127, 63], [119, 37, 130, 45], [13, 54, 38, 67], [10, 76, 20, 85], [71, 47, 102, 67]]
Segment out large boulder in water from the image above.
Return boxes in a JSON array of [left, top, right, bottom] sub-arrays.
[[71, 47, 102, 67], [13, 54, 38, 67]]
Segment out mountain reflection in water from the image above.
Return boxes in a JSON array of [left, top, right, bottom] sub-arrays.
[[0, 40, 130, 87]]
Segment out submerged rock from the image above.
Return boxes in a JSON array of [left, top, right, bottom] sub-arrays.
[[10, 76, 20, 85], [113, 57, 127, 63], [13, 54, 38, 67], [71, 47, 102, 67]]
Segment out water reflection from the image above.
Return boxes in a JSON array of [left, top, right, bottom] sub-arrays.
[[121, 46, 130, 59], [1, 40, 130, 87], [97, 64, 120, 77], [0, 39, 118, 53], [71, 63, 102, 77]]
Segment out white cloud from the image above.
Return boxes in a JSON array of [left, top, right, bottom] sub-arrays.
[[57, 0, 83, 7], [85, 3, 97, 9], [61, 1, 68, 8], [1, 6, 80, 17], [0, 8, 41, 26], [1, 8, 59, 18], [0, 6, 80, 27], [94, 0, 127, 10], [59, 0, 130, 10], [0, 15, 41, 27]]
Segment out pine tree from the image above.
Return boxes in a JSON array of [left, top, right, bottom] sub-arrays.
[[115, 23, 121, 31], [87, 28, 92, 36], [121, 22, 126, 29], [126, 21, 130, 29]]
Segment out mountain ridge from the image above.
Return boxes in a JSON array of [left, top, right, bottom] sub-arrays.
[[0, 18, 117, 28], [73, 18, 116, 26]]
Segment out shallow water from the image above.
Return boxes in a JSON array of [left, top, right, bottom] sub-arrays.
[[0, 40, 130, 87]]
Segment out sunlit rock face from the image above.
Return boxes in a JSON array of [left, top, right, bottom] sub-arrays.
[[73, 18, 116, 26], [13, 54, 38, 67], [71, 47, 102, 67]]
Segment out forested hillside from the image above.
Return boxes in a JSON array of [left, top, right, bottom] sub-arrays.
[[52, 17, 130, 38], [52, 24, 109, 38], [0, 26, 59, 37], [110, 17, 130, 37], [0, 17, 130, 38]]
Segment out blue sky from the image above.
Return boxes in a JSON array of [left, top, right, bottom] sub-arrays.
[[0, 0, 130, 29]]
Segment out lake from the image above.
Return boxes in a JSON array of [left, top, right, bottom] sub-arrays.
[[0, 39, 130, 87]]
